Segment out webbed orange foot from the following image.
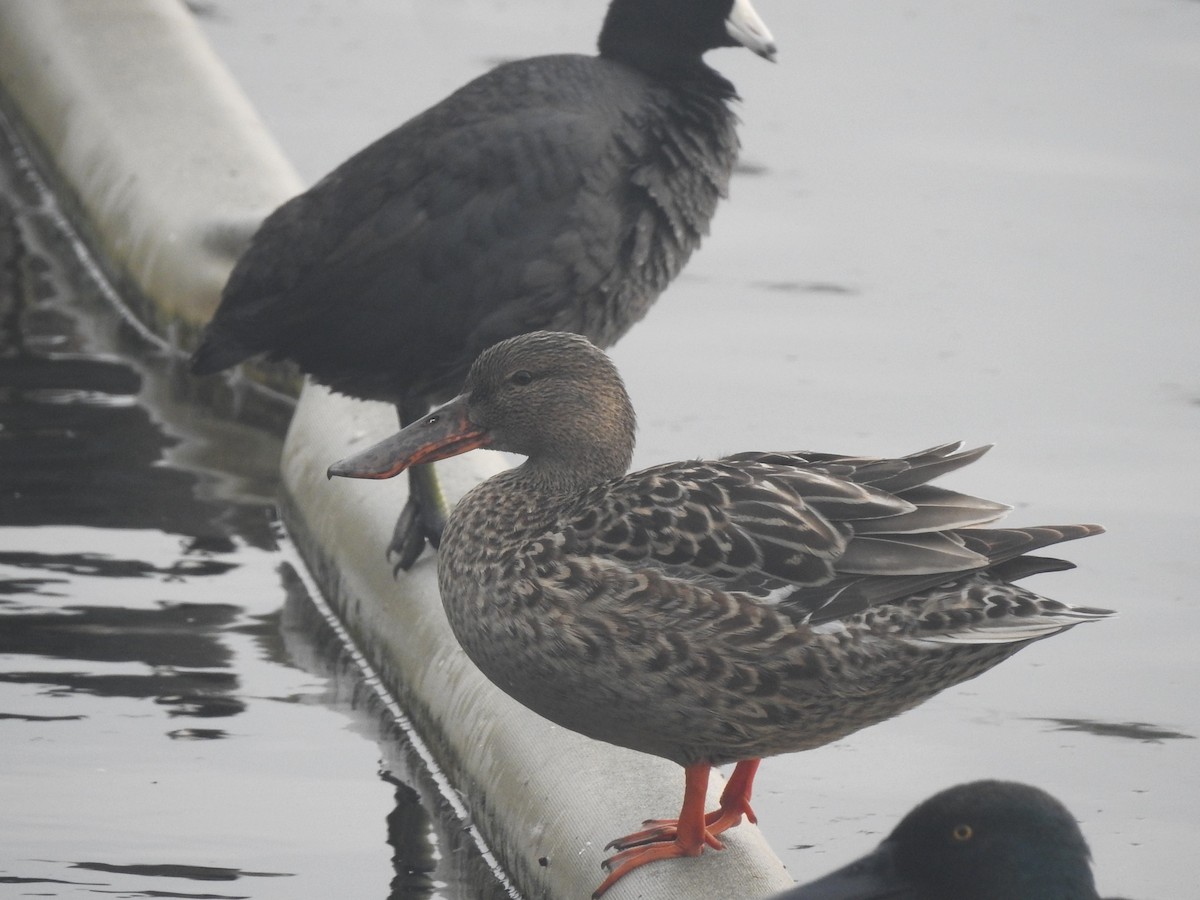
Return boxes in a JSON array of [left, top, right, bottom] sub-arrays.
[[591, 759, 763, 897]]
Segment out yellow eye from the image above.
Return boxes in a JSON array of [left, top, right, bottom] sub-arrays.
[[952, 824, 974, 842]]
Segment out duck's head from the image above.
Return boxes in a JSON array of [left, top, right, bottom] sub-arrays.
[[329, 332, 637, 489], [783, 780, 1101, 900]]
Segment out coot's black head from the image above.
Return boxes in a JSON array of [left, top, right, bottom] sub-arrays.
[[599, 0, 776, 72], [782, 781, 1107, 900]]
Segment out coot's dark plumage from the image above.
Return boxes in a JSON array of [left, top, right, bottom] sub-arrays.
[[328, 332, 1113, 896], [774, 780, 1130, 900], [192, 0, 776, 567]]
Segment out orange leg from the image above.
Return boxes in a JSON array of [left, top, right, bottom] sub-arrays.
[[592, 759, 762, 898], [709, 757, 760, 831], [603, 758, 762, 851]]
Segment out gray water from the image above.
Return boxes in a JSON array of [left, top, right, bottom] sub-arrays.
[[0, 109, 509, 899]]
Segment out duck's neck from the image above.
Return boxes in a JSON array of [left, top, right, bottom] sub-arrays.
[[442, 457, 613, 574], [516, 447, 631, 497], [508, 390, 636, 496], [445, 444, 630, 551]]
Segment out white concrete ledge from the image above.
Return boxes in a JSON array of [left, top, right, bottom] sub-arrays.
[[0, 0, 298, 340], [0, 2, 794, 897]]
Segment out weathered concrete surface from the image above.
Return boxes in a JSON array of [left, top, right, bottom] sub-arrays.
[[0, 0, 298, 345]]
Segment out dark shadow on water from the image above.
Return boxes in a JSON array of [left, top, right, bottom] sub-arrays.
[[753, 279, 859, 296], [0, 710, 85, 721], [0, 876, 107, 888], [384, 772, 440, 897], [0, 548, 239, 581], [0, 601, 239, 668], [277, 564, 516, 900], [0, 185, 282, 547], [167, 727, 231, 740], [1031, 717, 1196, 744], [71, 862, 292, 881]]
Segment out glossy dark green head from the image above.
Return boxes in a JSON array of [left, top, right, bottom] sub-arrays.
[[782, 781, 1111, 900], [887, 780, 1098, 900]]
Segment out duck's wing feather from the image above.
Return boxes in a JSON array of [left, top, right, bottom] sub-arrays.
[[794, 524, 1105, 624], [558, 443, 1058, 616]]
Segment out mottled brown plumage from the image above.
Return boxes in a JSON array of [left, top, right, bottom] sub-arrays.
[[329, 331, 1113, 896]]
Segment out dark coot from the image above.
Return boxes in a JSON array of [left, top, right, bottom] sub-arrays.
[[192, 0, 777, 568], [773, 780, 1128, 900]]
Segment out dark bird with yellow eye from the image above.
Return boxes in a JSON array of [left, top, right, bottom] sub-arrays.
[[772, 780, 1134, 900]]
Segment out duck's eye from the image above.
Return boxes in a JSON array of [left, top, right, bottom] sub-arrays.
[[509, 370, 533, 386], [951, 824, 973, 842], [425, 414, 439, 425]]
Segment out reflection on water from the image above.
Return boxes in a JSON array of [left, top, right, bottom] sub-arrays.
[[1032, 717, 1196, 745], [0, 104, 510, 898], [276, 569, 475, 900]]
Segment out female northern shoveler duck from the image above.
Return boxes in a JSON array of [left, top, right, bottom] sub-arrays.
[[191, 0, 776, 570], [773, 780, 1131, 900], [328, 332, 1113, 897]]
